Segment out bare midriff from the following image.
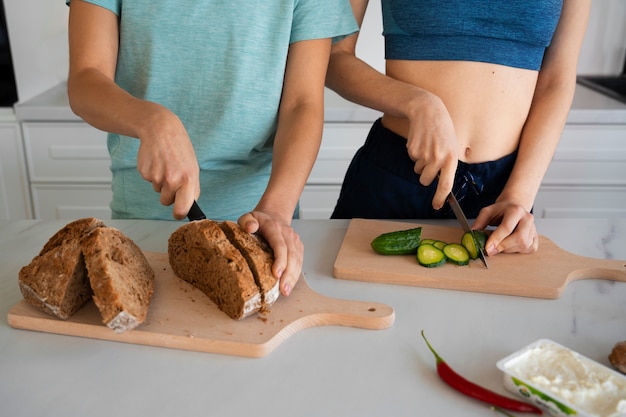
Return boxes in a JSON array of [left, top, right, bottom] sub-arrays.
[[382, 60, 539, 163]]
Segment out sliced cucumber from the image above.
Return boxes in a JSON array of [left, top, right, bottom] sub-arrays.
[[432, 240, 447, 250], [420, 238, 437, 246], [417, 243, 446, 268], [443, 243, 470, 266], [461, 230, 488, 260]]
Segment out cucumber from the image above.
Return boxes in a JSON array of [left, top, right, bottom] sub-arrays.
[[443, 243, 470, 266], [371, 227, 422, 255], [432, 240, 447, 250], [420, 238, 437, 246], [461, 230, 488, 260], [417, 243, 446, 268]]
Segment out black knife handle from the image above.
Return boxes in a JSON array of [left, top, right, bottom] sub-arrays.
[[187, 200, 206, 221]]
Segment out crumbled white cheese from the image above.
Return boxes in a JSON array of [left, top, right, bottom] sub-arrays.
[[505, 342, 626, 417]]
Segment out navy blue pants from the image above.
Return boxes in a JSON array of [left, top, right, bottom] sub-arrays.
[[331, 119, 518, 219]]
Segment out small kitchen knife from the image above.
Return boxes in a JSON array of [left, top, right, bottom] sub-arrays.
[[187, 200, 207, 221], [447, 192, 489, 269]]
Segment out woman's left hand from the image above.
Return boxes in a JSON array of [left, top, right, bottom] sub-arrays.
[[237, 211, 303, 297], [472, 201, 539, 256]]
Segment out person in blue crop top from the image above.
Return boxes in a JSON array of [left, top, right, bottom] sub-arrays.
[[65, 0, 357, 297], [326, 0, 590, 256]]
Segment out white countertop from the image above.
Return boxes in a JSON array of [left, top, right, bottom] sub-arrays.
[[13, 81, 626, 124], [1, 218, 625, 417]]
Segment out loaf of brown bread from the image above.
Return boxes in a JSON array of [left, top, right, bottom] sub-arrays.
[[82, 227, 155, 333], [18, 218, 155, 333], [18, 217, 105, 319], [168, 220, 278, 320]]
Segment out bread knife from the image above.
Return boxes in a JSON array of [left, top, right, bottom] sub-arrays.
[[187, 200, 207, 221], [447, 192, 489, 269]]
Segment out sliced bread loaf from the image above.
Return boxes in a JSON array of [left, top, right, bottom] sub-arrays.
[[168, 219, 277, 320], [18, 217, 105, 319], [82, 227, 155, 333]]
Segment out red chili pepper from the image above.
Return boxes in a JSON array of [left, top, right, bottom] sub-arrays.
[[421, 330, 543, 414]]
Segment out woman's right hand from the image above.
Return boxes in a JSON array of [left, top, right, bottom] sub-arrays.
[[136, 106, 200, 220], [404, 91, 459, 210]]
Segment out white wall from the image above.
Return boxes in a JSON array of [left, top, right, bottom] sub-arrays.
[[577, 0, 626, 74], [3, 0, 625, 104], [4, 0, 69, 103]]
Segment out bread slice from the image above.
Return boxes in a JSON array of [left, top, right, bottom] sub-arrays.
[[219, 221, 279, 309], [82, 227, 155, 333], [168, 219, 278, 320], [18, 217, 105, 319]]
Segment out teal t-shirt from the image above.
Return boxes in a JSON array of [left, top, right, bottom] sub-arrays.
[[69, 0, 357, 220]]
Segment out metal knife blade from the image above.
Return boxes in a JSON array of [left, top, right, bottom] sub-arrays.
[[187, 200, 207, 221], [447, 192, 489, 269]]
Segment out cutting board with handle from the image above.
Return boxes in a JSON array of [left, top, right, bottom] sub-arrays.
[[334, 218, 626, 299], [8, 251, 394, 358]]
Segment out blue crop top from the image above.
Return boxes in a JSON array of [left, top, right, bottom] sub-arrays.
[[382, 0, 563, 70]]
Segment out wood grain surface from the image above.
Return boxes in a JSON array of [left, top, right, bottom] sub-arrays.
[[8, 251, 395, 358], [334, 219, 626, 299]]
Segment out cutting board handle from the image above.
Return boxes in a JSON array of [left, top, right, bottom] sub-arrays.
[[567, 257, 626, 283]]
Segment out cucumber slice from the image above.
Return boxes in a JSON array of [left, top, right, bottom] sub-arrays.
[[417, 243, 446, 268], [461, 230, 488, 260], [420, 238, 437, 246], [443, 243, 470, 266], [432, 240, 447, 250]]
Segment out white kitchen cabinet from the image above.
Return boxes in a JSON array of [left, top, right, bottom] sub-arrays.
[[21, 121, 112, 220], [30, 184, 112, 220], [533, 124, 626, 218], [0, 120, 31, 219], [300, 123, 369, 219], [299, 185, 343, 219], [534, 186, 626, 218]]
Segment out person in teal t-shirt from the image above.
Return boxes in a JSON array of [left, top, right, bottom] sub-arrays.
[[66, 0, 357, 297]]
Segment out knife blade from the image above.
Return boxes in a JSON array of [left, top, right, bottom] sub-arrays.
[[187, 200, 207, 221], [447, 192, 489, 269]]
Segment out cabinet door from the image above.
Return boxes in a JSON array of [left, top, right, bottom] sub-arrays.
[[299, 185, 342, 219], [534, 186, 626, 218], [0, 122, 32, 219], [543, 125, 626, 186], [22, 122, 110, 183], [308, 124, 367, 184], [31, 184, 112, 220]]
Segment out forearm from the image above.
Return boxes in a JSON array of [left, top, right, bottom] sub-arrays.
[[498, 77, 577, 210], [67, 68, 174, 140], [255, 101, 324, 223], [500, 0, 590, 212], [326, 49, 433, 121]]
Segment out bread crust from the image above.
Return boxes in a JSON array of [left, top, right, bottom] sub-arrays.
[[18, 218, 105, 319], [82, 227, 155, 333]]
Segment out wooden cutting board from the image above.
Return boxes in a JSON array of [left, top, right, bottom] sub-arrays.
[[8, 252, 394, 358], [334, 218, 626, 299]]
